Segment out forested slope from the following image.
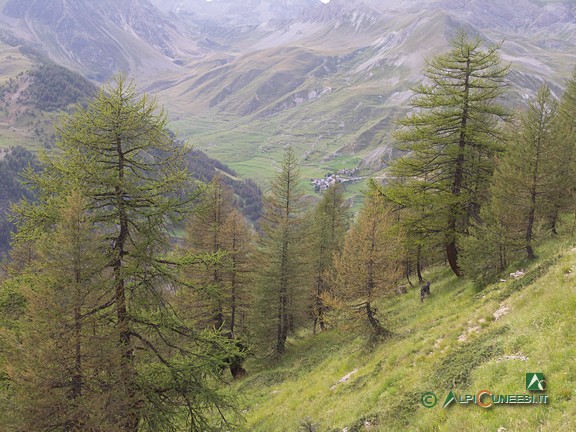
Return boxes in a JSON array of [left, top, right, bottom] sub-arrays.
[[1, 31, 575, 432], [235, 236, 576, 431]]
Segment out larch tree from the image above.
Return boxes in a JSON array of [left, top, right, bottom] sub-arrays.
[[253, 148, 307, 357], [374, 177, 437, 285], [219, 207, 254, 377], [559, 67, 576, 143], [553, 67, 576, 231], [490, 85, 565, 260], [388, 31, 509, 276], [4, 193, 121, 432], [185, 175, 235, 331], [459, 197, 517, 285], [220, 208, 254, 342], [461, 85, 570, 282], [11, 75, 238, 431], [307, 183, 349, 333], [182, 175, 254, 377], [332, 191, 403, 337]]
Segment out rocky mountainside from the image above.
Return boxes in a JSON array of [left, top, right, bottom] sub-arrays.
[[1, 0, 575, 181], [145, 0, 576, 176], [0, 0, 202, 81]]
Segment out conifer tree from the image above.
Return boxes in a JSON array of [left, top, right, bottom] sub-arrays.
[[388, 31, 509, 276], [459, 199, 516, 285], [553, 67, 576, 230], [490, 85, 565, 260], [183, 176, 254, 377], [12, 75, 237, 431], [253, 148, 307, 357], [462, 85, 570, 282], [373, 176, 437, 285], [4, 193, 122, 431], [185, 176, 235, 331], [332, 191, 403, 337], [221, 208, 254, 342], [308, 184, 349, 333]]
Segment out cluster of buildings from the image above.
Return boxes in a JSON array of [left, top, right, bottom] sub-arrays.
[[310, 168, 361, 192]]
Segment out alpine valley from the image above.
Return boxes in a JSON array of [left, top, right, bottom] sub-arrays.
[[1, 0, 576, 183], [3, 3, 576, 432]]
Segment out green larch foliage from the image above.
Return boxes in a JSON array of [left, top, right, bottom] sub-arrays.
[[332, 191, 403, 337], [491, 85, 565, 260], [3, 193, 123, 431], [462, 85, 571, 283], [307, 183, 349, 333], [253, 148, 307, 357], [182, 175, 254, 377], [554, 67, 576, 229], [388, 31, 509, 276], [10, 75, 239, 432], [185, 176, 236, 331]]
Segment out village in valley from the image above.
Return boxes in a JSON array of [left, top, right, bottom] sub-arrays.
[[310, 167, 362, 192]]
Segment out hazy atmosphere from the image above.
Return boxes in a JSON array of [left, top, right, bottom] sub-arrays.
[[1, 0, 576, 431]]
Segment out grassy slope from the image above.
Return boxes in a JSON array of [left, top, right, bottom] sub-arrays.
[[0, 41, 35, 149], [233, 235, 576, 431]]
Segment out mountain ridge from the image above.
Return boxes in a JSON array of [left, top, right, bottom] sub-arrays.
[[1, 1, 575, 183]]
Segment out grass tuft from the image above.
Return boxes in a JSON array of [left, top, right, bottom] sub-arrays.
[[434, 326, 508, 390]]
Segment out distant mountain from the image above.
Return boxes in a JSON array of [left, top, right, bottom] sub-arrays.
[[0, 62, 97, 149], [0, 144, 262, 256], [1, 0, 575, 182], [144, 0, 576, 177], [0, 0, 201, 81], [152, 0, 318, 24]]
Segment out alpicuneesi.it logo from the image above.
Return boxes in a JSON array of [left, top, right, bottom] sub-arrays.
[[526, 372, 546, 391], [421, 373, 548, 409]]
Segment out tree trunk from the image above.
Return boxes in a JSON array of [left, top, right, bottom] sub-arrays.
[[365, 301, 389, 337], [276, 289, 286, 356], [72, 264, 82, 402], [498, 242, 507, 272], [416, 245, 424, 283], [213, 268, 224, 331], [72, 305, 82, 398], [446, 57, 471, 278], [114, 134, 139, 432], [549, 206, 559, 236], [526, 206, 536, 260], [365, 219, 390, 336], [277, 237, 289, 356], [405, 260, 414, 288], [526, 128, 542, 260], [446, 238, 462, 277], [313, 275, 327, 334], [212, 214, 224, 330], [230, 270, 237, 337]]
